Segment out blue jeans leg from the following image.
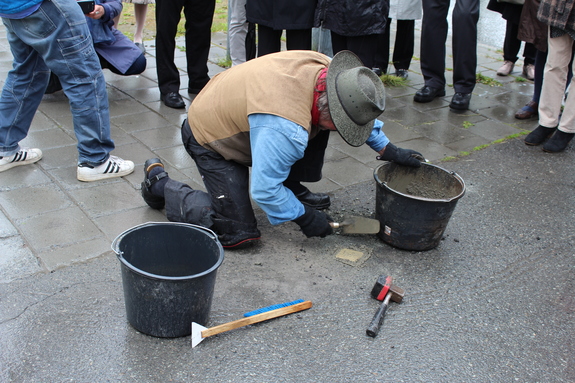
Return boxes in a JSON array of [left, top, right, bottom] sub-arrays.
[[0, 0, 115, 165], [0, 34, 49, 157]]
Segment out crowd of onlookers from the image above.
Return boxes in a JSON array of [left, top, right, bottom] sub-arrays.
[[1, 0, 574, 180], [139, 0, 574, 152]]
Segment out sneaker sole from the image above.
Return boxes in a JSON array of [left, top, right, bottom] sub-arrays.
[[0, 155, 43, 172], [77, 168, 135, 182]]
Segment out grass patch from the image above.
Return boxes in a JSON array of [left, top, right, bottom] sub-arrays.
[[440, 132, 526, 162], [379, 74, 408, 87], [217, 57, 232, 68], [463, 121, 474, 129], [476, 73, 502, 86], [515, 76, 527, 82], [472, 144, 490, 151]]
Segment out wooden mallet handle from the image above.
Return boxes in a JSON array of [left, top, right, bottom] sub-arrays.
[[201, 301, 312, 338]]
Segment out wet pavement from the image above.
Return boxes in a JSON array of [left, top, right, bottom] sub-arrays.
[[1, 19, 574, 383]]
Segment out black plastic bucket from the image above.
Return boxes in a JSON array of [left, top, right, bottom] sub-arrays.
[[374, 162, 465, 251], [112, 222, 224, 338]]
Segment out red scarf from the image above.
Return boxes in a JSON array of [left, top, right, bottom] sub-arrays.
[[311, 68, 328, 127]]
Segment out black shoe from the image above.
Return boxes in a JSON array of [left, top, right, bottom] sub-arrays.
[[161, 92, 185, 109], [395, 69, 409, 79], [525, 125, 557, 146], [141, 158, 168, 209], [449, 92, 472, 111], [542, 129, 575, 153], [414, 86, 446, 103], [296, 190, 331, 210]]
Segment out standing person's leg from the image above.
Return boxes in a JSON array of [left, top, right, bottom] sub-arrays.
[[415, 0, 449, 102], [526, 31, 572, 146], [330, 31, 348, 56], [544, 35, 575, 151], [285, 29, 312, 50], [522, 41, 537, 80], [373, 20, 391, 75], [539, 33, 571, 129], [497, 20, 521, 76], [392, 19, 415, 75], [515, 48, 546, 119], [183, 0, 215, 94], [133, 3, 148, 45], [420, 0, 449, 89], [228, 0, 248, 66], [155, 0, 183, 96], [542, 41, 575, 151], [338, 34, 379, 69], [449, 0, 479, 110], [451, 0, 479, 94], [2, 0, 133, 179], [257, 25, 283, 56], [0, 20, 47, 170]]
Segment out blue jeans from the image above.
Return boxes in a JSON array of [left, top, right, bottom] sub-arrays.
[[0, 0, 114, 165]]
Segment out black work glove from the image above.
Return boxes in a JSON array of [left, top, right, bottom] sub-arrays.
[[293, 205, 333, 238], [377, 143, 425, 167]]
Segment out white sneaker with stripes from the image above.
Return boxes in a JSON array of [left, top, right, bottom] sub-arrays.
[[77, 155, 135, 182], [0, 148, 43, 172]]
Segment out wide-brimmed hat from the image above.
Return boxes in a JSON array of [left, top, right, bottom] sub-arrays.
[[326, 50, 386, 147]]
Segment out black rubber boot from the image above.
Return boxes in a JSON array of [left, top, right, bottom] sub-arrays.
[[141, 158, 168, 209], [211, 217, 261, 249]]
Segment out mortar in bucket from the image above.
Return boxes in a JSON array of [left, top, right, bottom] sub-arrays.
[[112, 222, 224, 338], [374, 162, 465, 251]]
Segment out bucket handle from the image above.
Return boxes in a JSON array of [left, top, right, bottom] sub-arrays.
[[111, 221, 220, 255]]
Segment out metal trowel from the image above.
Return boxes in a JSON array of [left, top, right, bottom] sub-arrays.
[[330, 216, 380, 234]]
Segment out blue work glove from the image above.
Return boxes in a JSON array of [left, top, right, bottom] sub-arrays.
[[377, 143, 425, 167], [293, 205, 333, 238]]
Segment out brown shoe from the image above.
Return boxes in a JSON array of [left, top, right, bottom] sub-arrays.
[[515, 101, 538, 120]]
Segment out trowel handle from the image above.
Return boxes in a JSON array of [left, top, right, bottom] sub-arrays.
[[330, 222, 342, 229], [366, 293, 392, 338]]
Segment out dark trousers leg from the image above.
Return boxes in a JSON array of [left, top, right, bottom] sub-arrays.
[[523, 42, 537, 65], [330, 32, 378, 69], [257, 25, 282, 56], [532, 49, 546, 103], [285, 129, 330, 184], [502, 20, 521, 63], [285, 29, 312, 50], [180, 122, 259, 235], [451, 0, 479, 93], [375, 22, 391, 73], [183, 0, 215, 93], [420, 0, 450, 88], [393, 20, 415, 70], [155, 0, 182, 94]]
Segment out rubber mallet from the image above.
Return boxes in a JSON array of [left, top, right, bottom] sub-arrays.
[[366, 275, 405, 337]]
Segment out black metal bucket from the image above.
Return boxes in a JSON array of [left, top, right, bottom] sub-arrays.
[[112, 222, 224, 338], [374, 162, 465, 251]]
